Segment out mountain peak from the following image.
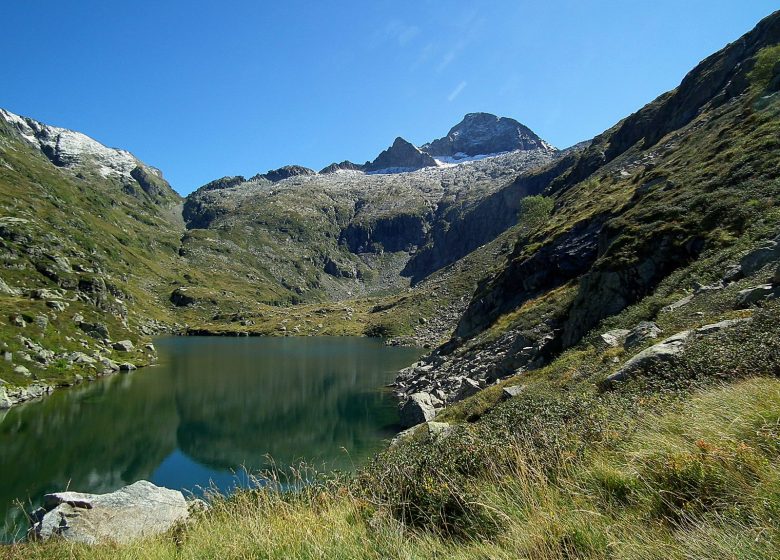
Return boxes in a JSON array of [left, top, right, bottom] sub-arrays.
[[363, 136, 438, 173], [422, 113, 554, 157]]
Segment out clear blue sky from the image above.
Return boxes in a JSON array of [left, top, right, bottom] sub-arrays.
[[2, 1, 777, 195]]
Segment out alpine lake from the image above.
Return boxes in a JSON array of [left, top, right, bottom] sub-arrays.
[[0, 336, 423, 541]]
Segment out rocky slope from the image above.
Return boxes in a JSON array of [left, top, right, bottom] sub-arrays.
[[393, 10, 780, 418], [0, 110, 186, 406]]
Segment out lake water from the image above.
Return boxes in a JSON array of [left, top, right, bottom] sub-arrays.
[[0, 336, 421, 541]]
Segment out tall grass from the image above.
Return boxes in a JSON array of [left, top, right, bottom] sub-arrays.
[[5, 377, 779, 559]]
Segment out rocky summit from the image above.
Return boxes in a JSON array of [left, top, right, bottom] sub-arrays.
[[364, 136, 439, 173], [422, 112, 556, 158]]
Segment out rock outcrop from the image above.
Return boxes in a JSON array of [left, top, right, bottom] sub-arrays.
[[399, 392, 437, 427]]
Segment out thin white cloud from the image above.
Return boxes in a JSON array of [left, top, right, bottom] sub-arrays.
[[447, 81, 468, 102], [437, 50, 457, 73], [378, 20, 421, 48], [397, 25, 421, 46]]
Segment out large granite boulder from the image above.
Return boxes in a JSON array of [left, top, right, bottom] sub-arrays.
[[29, 480, 190, 544], [603, 331, 691, 387], [399, 392, 436, 428]]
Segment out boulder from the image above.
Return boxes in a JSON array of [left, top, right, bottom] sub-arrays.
[[0, 277, 19, 296], [112, 340, 134, 352], [660, 293, 694, 313], [68, 352, 96, 365], [399, 392, 436, 428], [501, 384, 526, 400], [735, 284, 780, 308], [739, 235, 780, 277], [13, 365, 31, 377], [455, 377, 481, 400], [772, 264, 780, 285], [598, 329, 630, 348], [624, 321, 662, 349], [170, 287, 196, 307], [426, 422, 453, 440], [695, 317, 752, 335], [79, 321, 110, 340], [603, 331, 691, 387], [46, 300, 68, 312], [29, 480, 190, 544], [119, 362, 137, 372]]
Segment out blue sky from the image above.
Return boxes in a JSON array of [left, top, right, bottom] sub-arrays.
[[2, 1, 777, 195]]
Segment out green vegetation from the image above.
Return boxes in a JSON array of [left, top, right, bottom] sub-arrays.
[[6, 300, 779, 559]]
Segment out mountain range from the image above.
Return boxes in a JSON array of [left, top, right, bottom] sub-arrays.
[[1, 10, 779, 418]]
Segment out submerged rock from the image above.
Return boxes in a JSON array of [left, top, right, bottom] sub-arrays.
[[29, 480, 190, 544]]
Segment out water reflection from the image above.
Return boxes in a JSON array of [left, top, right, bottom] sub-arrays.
[[0, 336, 420, 541]]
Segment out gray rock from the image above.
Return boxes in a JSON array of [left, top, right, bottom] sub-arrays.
[[11, 315, 26, 328], [661, 293, 694, 313], [455, 377, 481, 400], [29, 480, 190, 544], [46, 300, 68, 312], [426, 421, 453, 440], [34, 314, 48, 330], [773, 264, 780, 285], [31, 288, 61, 300], [100, 357, 120, 371], [2, 351, 11, 362], [599, 329, 630, 348], [399, 392, 436, 428], [604, 331, 691, 386], [69, 352, 96, 365], [112, 340, 134, 352], [739, 235, 780, 277], [624, 321, 662, 349], [119, 362, 137, 371], [79, 321, 110, 339], [0, 277, 20, 296], [695, 317, 752, 334], [501, 384, 526, 400], [13, 365, 31, 377], [735, 284, 780, 308]]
